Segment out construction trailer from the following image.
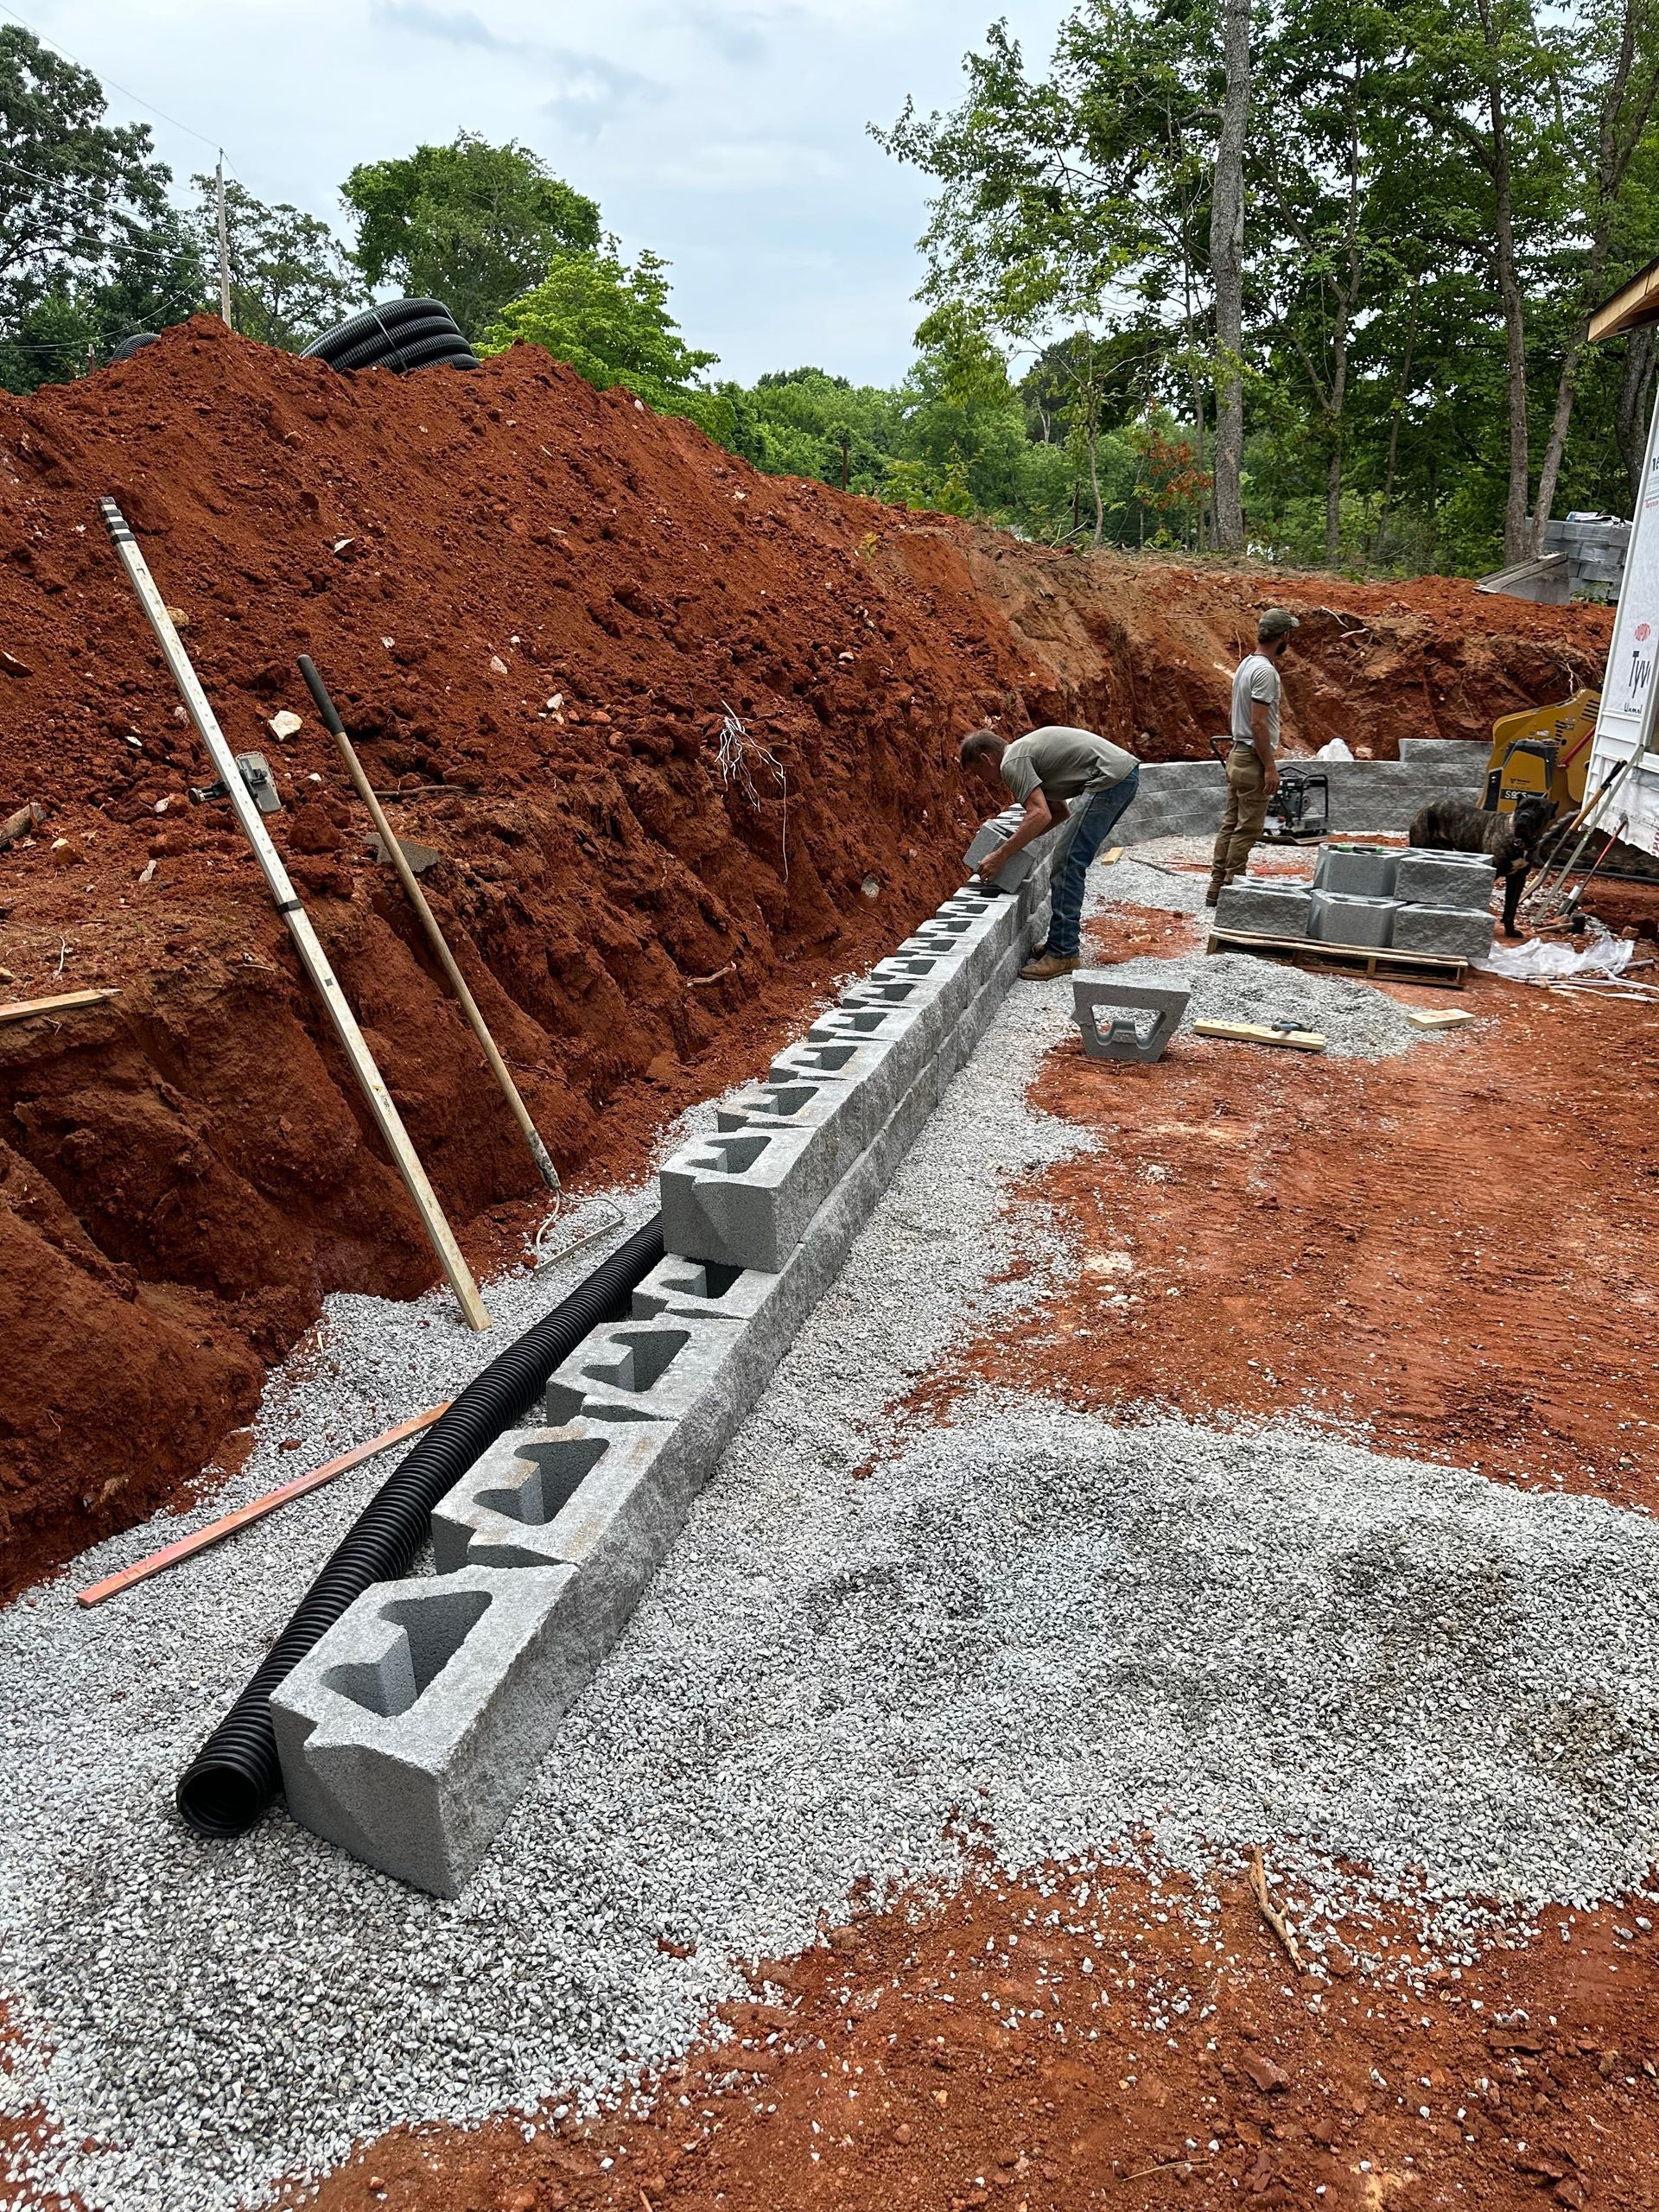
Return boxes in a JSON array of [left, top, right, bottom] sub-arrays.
[[1581, 259, 1659, 859]]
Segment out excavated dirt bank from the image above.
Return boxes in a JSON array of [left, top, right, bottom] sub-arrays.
[[0, 317, 1614, 1589], [302, 1864, 1659, 2212]]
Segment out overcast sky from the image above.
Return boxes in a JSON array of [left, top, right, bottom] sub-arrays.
[[16, 0, 1072, 385]]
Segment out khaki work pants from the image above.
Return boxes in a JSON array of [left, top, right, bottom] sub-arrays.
[[1210, 745, 1270, 892]]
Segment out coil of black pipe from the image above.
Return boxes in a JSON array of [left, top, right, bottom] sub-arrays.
[[176, 1212, 665, 1840]]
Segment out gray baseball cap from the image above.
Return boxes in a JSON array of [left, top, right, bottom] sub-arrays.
[[1258, 607, 1300, 642]]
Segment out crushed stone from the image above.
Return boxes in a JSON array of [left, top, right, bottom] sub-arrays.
[[1082, 947, 1454, 1058]]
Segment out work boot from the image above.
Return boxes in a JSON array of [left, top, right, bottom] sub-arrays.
[[1204, 882, 1222, 908], [1020, 952, 1079, 981]]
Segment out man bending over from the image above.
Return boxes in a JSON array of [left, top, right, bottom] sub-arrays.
[[960, 723, 1141, 980]]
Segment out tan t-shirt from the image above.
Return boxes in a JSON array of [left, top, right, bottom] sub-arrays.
[[1000, 726, 1138, 808]]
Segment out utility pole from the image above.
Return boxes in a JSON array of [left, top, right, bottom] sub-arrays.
[[214, 154, 232, 327]]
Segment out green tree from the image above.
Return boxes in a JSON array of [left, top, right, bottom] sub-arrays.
[[0, 24, 198, 391], [191, 175, 360, 350], [485, 242, 716, 409], [340, 134, 601, 339]]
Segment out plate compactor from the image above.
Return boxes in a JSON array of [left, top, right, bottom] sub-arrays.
[[1208, 735, 1329, 842]]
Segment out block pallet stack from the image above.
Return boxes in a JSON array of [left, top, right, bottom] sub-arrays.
[[1215, 843, 1496, 966]]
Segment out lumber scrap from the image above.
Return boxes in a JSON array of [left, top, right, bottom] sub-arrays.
[[0, 987, 119, 1027], [1192, 1017, 1325, 1052], [1405, 1007, 1476, 1032], [75, 1403, 449, 1608]]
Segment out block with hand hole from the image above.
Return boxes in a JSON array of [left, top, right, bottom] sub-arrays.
[[1214, 879, 1313, 939], [630, 1251, 780, 1325], [805, 1001, 925, 1050], [658, 1121, 836, 1272], [1313, 843, 1399, 899], [963, 816, 1046, 893], [270, 1563, 585, 1897], [1071, 972, 1191, 1064], [763, 1033, 912, 1164], [541, 1310, 747, 1424], [429, 1416, 700, 1684]]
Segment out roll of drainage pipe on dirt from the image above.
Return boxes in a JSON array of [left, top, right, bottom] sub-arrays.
[[175, 1212, 666, 1840]]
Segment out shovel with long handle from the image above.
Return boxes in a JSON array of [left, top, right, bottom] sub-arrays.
[[298, 656, 566, 1202]]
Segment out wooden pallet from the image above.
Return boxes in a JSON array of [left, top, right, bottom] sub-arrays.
[[1205, 928, 1467, 990]]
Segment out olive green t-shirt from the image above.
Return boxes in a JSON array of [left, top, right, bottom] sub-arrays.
[[1000, 725, 1138, 809]]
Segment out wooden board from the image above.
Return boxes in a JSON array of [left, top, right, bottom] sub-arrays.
[[1406, 1007, 1476, 1032], [1103, 845, 1126, 864], [1206, 929, 1467, 990], [0, 987, 119, 1027], [75, 1403, 448, 1607], [1192, 1019, 1325, 1052]]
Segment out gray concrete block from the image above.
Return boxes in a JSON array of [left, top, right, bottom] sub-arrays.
[[630, 1252, 781, 1325], [541, 1311, 747, 1427], [1071, 975, 1189, 1063], [658, 1120, 836, 1272], [429, 1418, 696, 1695], [270, 1564, 586, 1897], [1393, 850, 1496, 910], [1313, 843, 1400, 899], [1213, 880, 1313, 938], [1308, 890, 1395, 947], [1389, 902, 1494, 961], [963, 814, 1060, 893]]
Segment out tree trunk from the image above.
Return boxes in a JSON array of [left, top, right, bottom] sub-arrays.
[[1210, 0, 1251, 554], [1617, 324, 1658, 501], [1325, 297, 1350, 565], [1376, 276, 1420, 571], [1477, 2, 1531, 563], [1088, 413, 1104, 545]]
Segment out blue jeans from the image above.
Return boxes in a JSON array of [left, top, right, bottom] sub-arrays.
[[1045, 767, 1141, 957]]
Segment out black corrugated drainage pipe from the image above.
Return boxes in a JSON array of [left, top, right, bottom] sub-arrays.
[[177, 1213, 665, 1839]]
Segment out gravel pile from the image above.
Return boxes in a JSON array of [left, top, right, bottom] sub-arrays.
[[1088, 947, 1450, 1058], [0, 876, 1639, 2212]]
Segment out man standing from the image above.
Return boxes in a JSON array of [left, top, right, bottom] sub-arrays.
[[960, 722, 1141, 979], [1207, 608, 1299, 905]]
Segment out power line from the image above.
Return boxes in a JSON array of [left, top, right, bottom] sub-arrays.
[[0, 2, 236, 164]]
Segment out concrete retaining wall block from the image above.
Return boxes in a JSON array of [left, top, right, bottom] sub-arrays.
[[1394, 851, 1497, 910], [1071, 975, 1190, 1063], [1389, 903, 1496, 960], [270, 1565, 586, 1897], [541, 1313, 747, 1427], [658, 1121, 838, 1272], [1309, 890, 1395, 947], [1214, 880, 1314, 938], [1314, 844, 1400, 899]]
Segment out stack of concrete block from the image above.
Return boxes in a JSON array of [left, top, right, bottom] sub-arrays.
[[1389, 849, 1496, 961], [271, 810, 1080, 1893]]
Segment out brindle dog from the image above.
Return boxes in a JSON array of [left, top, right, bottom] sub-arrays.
[[1407, 792, 1558, 938]]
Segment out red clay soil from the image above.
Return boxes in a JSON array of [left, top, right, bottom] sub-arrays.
[[929, 916, 1659, 1507], [0, 317, 1615, 1590], [301, 1862, 1659, 2212]]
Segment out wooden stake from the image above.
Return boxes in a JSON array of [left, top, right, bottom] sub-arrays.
[[298, 657, 561, 1195], [1192, 1018, 1325, 1052], [1, 987, 118, 1026], [100, 499, 490, 1332], [75, 1404, 448, 1607], [1249, 1847, 1304, 1972]]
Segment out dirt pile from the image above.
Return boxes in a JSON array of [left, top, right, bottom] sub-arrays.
[[0, 317, 1615, 1589]]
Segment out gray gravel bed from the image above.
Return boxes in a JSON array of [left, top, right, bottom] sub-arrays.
[[0, 874, 1642, 2212], [1085, 947, 1451, 1058]]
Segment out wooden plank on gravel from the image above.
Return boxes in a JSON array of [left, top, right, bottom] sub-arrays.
[[0, 987, 119, 1026], [1193, 1019, 1325, 1052], [1206, 927, 1467, 990], [75, 1403, 449, 1608]]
